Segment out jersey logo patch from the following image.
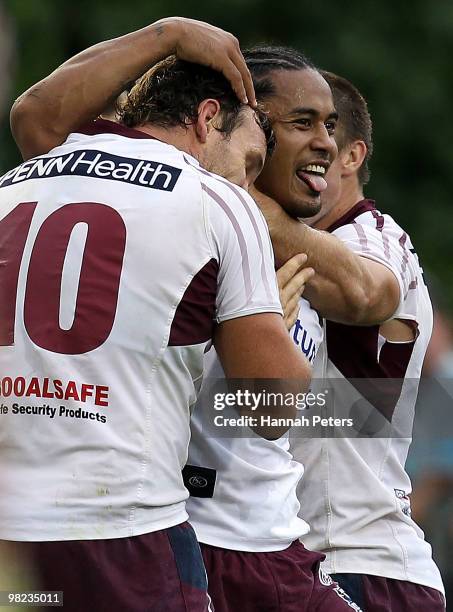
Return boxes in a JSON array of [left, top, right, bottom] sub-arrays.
[[318, 569, 363, 611], [292, 318, 318, 363], [0, 150, 182, 192], [395, 488, 412, 516], [182, 464, 216, 498]]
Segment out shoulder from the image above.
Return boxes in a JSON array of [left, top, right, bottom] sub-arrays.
[[335, 199, 410, 240], [183, 157, 256, 211], [355, 207, 408, 237], [332, 200, 415, 249], [182, 160, 266, 234]]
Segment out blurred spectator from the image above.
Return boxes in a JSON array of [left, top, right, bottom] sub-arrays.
[[424, 308, 453, 379], [408, 284, 453, 607]]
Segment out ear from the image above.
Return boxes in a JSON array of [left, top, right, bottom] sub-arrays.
[[341, 140, 367, 177], [195, 99, 222, 143]]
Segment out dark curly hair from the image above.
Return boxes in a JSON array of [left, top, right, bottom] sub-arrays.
[[244, 45, 316, 101], [119, 56, 240, 133], [119, 55, 275, 156]]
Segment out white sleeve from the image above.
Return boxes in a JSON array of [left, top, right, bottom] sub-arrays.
[[332, 213, 417, 317], [202, 179, 282, 323]]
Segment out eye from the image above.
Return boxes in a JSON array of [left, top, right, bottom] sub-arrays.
[[293, 118, 311, 128], [325, 120, 337, 135]]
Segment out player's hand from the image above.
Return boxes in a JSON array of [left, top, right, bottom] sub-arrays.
[[277, 254, 315, 330], [155, 17, 256, 107]]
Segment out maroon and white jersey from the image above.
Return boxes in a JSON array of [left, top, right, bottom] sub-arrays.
[[291, 199, 444, 594], [187, 298, 323, 552], [0, 119, 282, 541]]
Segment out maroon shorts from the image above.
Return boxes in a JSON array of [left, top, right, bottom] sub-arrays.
[[12, 522, 210, 611], [332, 573, 446, 611], [201, 540, 362, 611]]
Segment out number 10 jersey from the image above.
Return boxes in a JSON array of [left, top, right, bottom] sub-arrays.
[[0, 120, 282, 541]]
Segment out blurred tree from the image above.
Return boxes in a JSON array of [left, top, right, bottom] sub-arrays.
[[2, 0, 452, 309], [0, 3, 14, 118]]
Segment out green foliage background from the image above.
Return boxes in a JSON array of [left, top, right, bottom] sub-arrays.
[[2, 0, 452, 310]]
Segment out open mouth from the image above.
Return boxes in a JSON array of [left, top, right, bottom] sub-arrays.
[[296, 163, 328, 194]]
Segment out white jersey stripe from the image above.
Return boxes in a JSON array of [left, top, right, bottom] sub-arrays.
[[183, 155, 274, 302], [224, 182, 274, 302], [352, 221, 370, 252], [382, 231, 391, 260], [201, 183, 252, 299], [371, 208, 391, 260], [399, 233, 410, 279]]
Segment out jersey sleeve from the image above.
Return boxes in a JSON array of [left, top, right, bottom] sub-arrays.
[[332, 212, 418, 318], [202, 179, 282, 323]]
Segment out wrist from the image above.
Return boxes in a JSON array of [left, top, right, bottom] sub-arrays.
[[146, 18, 181, 57]]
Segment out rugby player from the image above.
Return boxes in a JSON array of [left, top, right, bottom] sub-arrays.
[[10, 18, 372, 612], [253, 69, 445, 609], [0, 50, 313, 611], [287, 73, 445, 611]]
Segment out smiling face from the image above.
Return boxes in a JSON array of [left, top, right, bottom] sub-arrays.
[[302, 146, 344, 228], [255, 68, 338, 218]]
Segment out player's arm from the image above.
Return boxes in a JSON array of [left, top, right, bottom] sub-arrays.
[[254, 189, 400, 326], [207, 184, 311, 439], [214, 313, 311, 439], [215, 313, 310, 381], [11, 17, 256, 160]]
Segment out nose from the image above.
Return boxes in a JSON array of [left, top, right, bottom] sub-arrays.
[[310, 125, 337, 160]]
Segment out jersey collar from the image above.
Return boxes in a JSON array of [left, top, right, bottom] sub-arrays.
[[326, 198, 376, 233], [77, 118, 158, 140]]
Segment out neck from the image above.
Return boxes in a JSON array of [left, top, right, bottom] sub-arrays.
[[314, 176, 364, 231], [137, 124, 202, 163]]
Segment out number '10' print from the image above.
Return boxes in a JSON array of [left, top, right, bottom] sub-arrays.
[[0, 202, 126, 354]]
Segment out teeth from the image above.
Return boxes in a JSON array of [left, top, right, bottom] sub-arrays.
[[304, 164, 326, 175]]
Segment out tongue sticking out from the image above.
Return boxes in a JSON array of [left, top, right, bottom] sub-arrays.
[[298, 172, 327, 193]]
